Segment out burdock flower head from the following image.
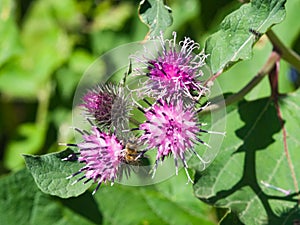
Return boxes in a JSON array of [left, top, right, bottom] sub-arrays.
[[138, 99, 209, 182], [81, 83, 132, 133], [63, 126, 125, 194], [132, 32, 209, 101]]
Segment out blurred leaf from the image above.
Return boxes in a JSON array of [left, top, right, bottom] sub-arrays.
[[0, 0, 22, 66], [92, 2, 133, 31], [55, 49, 94, 101], [0, 63, 39, 98], [205, 0, 286, 74], [138, 0, 173, 39], [91, 30, 130, 54], [4, 123, 46, 170], [95, 170, 216, 225], [55, 67, 80, 101], [0, 169, 100, 225], [69, 49, 95, 74], [24, 148, 91, 198], [0, 0, 73, 99], [166, 0, 199, 36], [194, 89, 300, 224], [49, 0, 83, 29], [21, 0, 73, 79], [273, 0, 300, 47]]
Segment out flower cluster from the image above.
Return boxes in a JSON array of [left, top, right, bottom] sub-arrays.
[[64, 32, 215, 194]]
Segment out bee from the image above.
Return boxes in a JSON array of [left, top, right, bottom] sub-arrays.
[[123, 137, 142, 165], [118, 137, 150, 180]]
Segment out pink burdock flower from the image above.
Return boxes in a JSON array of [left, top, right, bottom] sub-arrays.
[[138, 99, 209, 182], [132, 32, 208, 101], [81, 83, 132, 133], [63, 126, 124, 194]]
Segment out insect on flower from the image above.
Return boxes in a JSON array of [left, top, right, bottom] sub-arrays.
[[122, 137, 144, 165]]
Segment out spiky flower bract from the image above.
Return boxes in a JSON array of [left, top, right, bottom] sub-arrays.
[[81, 83, 132, 134], [132, 32, 208, 102], [138, 99, 208, 182], [64, 126, 125, 194]]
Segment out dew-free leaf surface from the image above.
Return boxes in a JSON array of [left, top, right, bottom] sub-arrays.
[[0, 169, 100, 225], [24, 148, 91, 198], [194, 89, 300, 224], [138, 0, 173, 39], [95, 170, 216, 225], [205, 0, 286, 74]]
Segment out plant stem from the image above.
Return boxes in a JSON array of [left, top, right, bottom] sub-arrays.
[[201, 51, 281, 113], [267, 29, 300, 73], [202, 29, 300, 113]]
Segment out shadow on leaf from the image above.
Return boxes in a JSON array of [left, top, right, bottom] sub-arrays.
[[59, 191, 103, 224], [194, 97, 300, 224]]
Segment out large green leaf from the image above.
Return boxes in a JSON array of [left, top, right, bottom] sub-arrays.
[[205, 0, 286, 74], [138, 0, 173, 39], [0, 169, 100, 225], [194, 89, 300, 224], [95, 170, 216, 225], [24, 148, 92, 198], [1, 168, 215, 225]]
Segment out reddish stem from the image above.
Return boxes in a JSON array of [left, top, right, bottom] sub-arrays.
[[268, 54, 300, 201]]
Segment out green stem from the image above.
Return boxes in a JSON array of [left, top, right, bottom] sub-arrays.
[[202, 29, 300, 113], [201, 51, 281, 113], [267, 29, 300, 73]]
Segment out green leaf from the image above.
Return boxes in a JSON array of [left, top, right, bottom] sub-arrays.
[[215, 41, 273, 101], [95, 170, 216, 225], [194, 89, 300, 224], [0, 169, 100, 225], [24, 149, 92, 198], [138, 0, 173, 39], [205, 0, 286, 74]]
